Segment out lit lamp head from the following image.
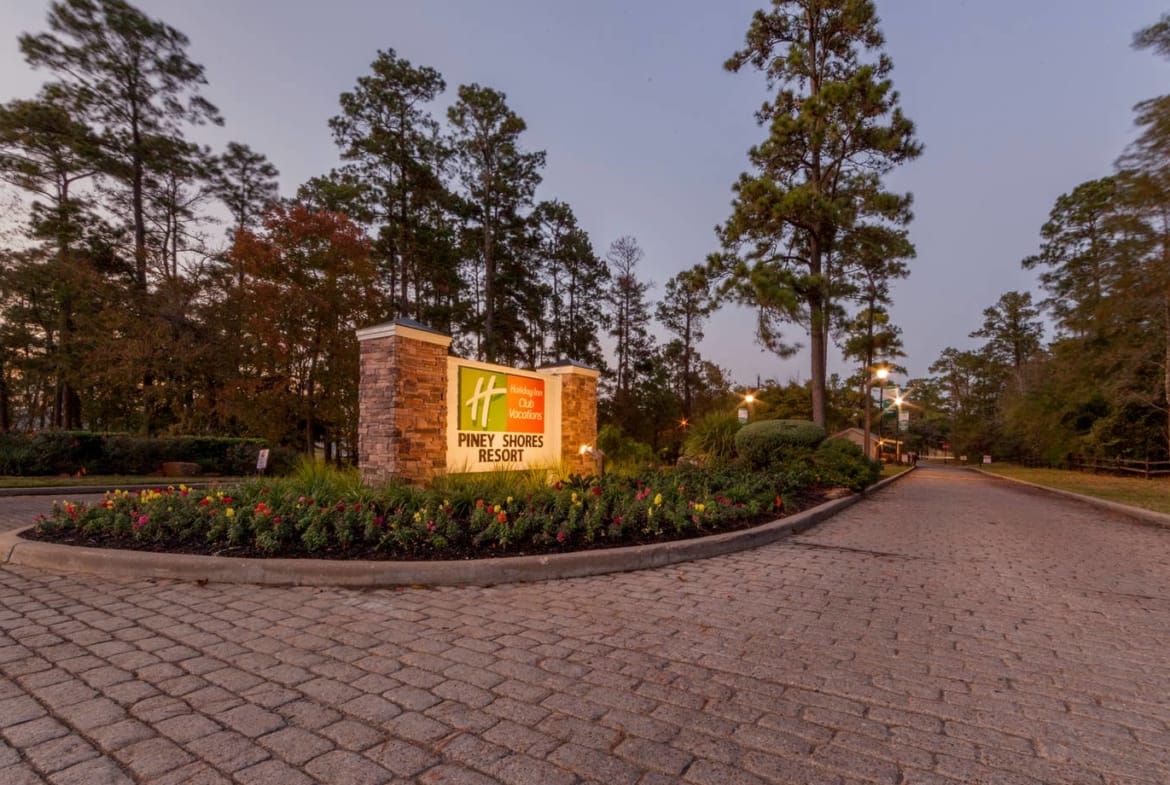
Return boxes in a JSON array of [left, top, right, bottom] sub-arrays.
[[875, 368, 890, 382]]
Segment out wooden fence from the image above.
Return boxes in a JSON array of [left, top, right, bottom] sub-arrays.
[[1020, 455, 1170, 479]]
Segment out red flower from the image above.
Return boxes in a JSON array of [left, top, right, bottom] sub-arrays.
[[591, 486, 601, 496], [775, 495, 783, 510], [475, 499, 484, 509], [496, 512, 507, 523], [556, 530, 567, 543]]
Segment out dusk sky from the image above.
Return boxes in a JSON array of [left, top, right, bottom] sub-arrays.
[[2, 0, 1168, 388]]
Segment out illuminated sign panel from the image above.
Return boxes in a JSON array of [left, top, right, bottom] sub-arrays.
[[448, 361, 560, 472]]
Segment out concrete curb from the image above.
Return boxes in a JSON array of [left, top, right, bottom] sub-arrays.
[[971, 468, 1170, 528], [0, 468, 914, 587]]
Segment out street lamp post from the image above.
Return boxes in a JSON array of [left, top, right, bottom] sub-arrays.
[[738, 392, 755, 424], [862, 367, 889, 462], [893, 391, 904, 464]]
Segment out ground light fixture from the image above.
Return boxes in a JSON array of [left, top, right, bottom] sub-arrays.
[[579, 444, 604, 475]]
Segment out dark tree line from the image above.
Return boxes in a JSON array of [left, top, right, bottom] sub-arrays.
[[0, 0, 749, 459]]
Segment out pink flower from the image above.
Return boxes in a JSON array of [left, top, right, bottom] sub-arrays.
[[133, 514, 149, 531], [556, 530, 567, 544]]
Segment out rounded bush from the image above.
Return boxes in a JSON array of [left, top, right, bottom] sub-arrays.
[[813, 438, 881, 491], [734, 419, 826, 469]]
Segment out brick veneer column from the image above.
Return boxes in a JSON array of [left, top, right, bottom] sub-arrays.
[[356, 320, 452, 485], [541, 362, 600, 477]]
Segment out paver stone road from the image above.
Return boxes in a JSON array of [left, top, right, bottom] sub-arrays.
[[1, 464, 1168, 784]]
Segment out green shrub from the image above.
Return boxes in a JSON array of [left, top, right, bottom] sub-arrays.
[[811, 438, 881, 491], [596, 424, 656, 474], [0, 435, 34, 475], [682, 413, 741, 464], [0, 431, 292, 476], [102, 435, 162, 475], [734, 419, 826, 469]]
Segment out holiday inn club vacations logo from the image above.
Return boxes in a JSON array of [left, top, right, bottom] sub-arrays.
[[458, 367, 545, 434]]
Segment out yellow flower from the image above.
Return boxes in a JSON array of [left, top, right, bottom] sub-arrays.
[[506, 496, 514, 504], [695, 503, 705, 513], [225, 507, 235, 518], [493, 504, 501, 514], [653, 493, 663, 506]]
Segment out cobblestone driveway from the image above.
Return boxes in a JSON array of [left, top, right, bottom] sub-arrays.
[[1, 466, 1168, 784]]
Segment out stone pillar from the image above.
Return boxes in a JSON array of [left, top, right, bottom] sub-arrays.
[[542, 362, 600, 477], [356, 320, 452, 485]]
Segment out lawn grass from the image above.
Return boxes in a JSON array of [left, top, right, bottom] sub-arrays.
[[0, 475, 228, 489], [880, 463, 912, 478], [979, 464, 1170, 515]]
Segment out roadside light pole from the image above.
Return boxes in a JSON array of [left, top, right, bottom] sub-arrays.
[[893, 391, 904, 464], [738, 392, 755, 424], [863, 367, 889, 461]]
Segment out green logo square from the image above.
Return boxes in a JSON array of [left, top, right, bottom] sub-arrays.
[[459, 368, 508, 431]]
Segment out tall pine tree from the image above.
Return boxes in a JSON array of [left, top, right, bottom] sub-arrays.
[[718, 0, 920, 426]]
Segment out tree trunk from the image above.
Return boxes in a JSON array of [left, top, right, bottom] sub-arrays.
[[0, 367, 10, 433], [808, 239, 828, 427], [483, 204, 496, 363], [132, 133, 148, 290], [1164, 292, 1170, 457]]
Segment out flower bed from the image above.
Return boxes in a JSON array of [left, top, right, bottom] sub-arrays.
[[25, 449, 878, 560]]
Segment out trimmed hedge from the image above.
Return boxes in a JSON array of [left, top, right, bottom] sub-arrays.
[[734, 419, 827, 469], [0, 431, 298, 476]]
